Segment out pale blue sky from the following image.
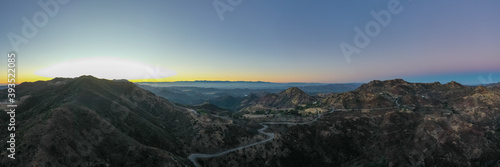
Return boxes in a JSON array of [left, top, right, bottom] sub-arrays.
[[1, 0, 499, 84]]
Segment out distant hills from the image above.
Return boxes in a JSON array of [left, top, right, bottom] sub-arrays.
[[2, 76, 500, 166], [239, 87, 317, 113], [137, 82, 362, 111], [137, 81, 362, 93]]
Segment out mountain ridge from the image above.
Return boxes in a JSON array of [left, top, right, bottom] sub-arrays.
[[200, 79, 500, 167], [0, 76, 259, 167], [2, 77, 500, 166], [239, 87, 317, 113]]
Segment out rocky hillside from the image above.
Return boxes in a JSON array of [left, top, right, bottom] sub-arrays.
[[201, 79, 500, 167], [487, 83, 500, 91], [2, 77, 499, 167], [0, 76, 259, 167], [239, 87, 317, 113], [322, 79, 474, 110]]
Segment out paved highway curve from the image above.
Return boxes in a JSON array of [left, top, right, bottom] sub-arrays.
[[188, 109, 334, 167], [188, 99, 400, 167]]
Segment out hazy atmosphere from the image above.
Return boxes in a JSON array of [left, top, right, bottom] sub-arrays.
[[1, 0, 499, 84], [2, 1, 500, 167]]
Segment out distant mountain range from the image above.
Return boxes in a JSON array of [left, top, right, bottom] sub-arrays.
[[1, 76, 500, 166], [137, 82, 362, 111], [137, 81, 362, 92]]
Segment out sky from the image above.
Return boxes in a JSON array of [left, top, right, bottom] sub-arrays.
[[1, 0, 499, 85]]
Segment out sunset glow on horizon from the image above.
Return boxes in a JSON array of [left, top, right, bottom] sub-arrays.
[[1, 1, 499, 85]]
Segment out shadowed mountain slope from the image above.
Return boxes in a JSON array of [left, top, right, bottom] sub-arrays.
[[202, 79, 500, 167], [0, 76, 257, 167]]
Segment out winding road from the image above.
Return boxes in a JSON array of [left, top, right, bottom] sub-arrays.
[[187, 124, 275, 167], [187, 99, 400, 167], [188, 109, 335, 167]]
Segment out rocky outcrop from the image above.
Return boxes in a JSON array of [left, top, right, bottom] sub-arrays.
[[203, 79, 500, 167], [239, 87, 316, 113]]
